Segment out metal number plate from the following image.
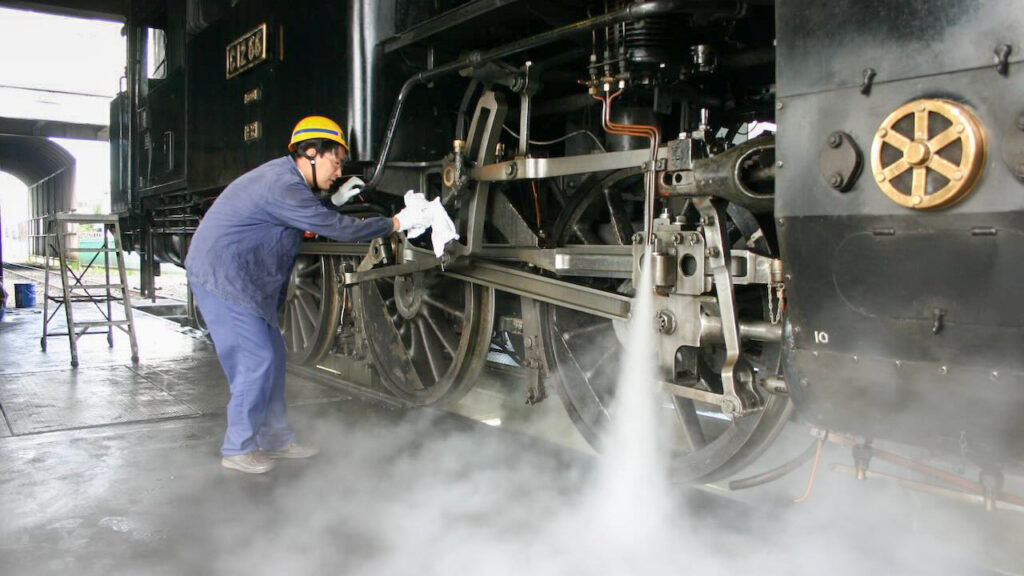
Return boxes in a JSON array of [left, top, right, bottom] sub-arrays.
[[226, 24, 268, 79], [243, 121, 262, 142]]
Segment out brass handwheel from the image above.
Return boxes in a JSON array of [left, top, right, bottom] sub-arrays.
[[870, 98, 986, 210]]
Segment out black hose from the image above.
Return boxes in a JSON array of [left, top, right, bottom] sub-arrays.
[[364, 0, 744, 191], [727, 438, 821, 491]]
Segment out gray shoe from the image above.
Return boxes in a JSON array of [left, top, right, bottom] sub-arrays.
[[221, 452, 277, 474], [261, 443, 319, 459]]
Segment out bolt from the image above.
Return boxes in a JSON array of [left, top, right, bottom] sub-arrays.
[[504, 163, 516, 176], [895, 360, 902, 369], [878, 128, 888, 138], [828, 133, 842, 148], [829, 173, 845, 188], [655, 310, 676, 334], [687, 234, 698, 246], [939, 366, 948, 375], [917, 104, 926, 113], [776, 101, 784, 110], [953, 171, 964, 181], [524, 336, 533, 348], [912, 195, 923, 206], [632, 232, 644, 244], [775, 160, 784, 168], [876, 172, 887, 182], [955, 124, 966, 134], [672, 233, 684, 245], [708, 246, 721, 258], [800, 377, 810, 387], [722, 397, 741, 416], [991, 371, 999, 380], [777, 218, 785, 227]]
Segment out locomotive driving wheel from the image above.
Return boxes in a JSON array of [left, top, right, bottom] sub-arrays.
[[279, 255, 340, 365], [542, 171, 791, 482], [354, 269, 494, 406]]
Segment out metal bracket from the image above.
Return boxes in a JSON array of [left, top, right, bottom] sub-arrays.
[[692, 197, 760, 416], [519, 297, 548, 405]]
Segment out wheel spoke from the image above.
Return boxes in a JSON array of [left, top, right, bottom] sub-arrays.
[[882, 129, 912, 150], [571, 223, 601, 245], [883, 158, 911, 180], [281, 305, 292, 350], [672, 398, 708, 452], [603, 188, 635, 245], [928, 126, 960, 153], [929, 154, 960, 181], [583, 342, 617, 381], [302, 259, 322, 277], [297, 282, 321, 298], [912, 166, 927, 197], [407, 321, 427, 389], [417, 316, 447, 381], [289, 305, 302, 350], [297, 292, 317, 326], [423, 294, 465, 320], [914, 108, 929, 140], [423, 307, 459, 357], [560, 318, 611, 343]]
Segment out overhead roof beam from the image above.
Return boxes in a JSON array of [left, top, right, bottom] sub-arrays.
[[0, 116, 109, 142], [0, 0, 127, 22]]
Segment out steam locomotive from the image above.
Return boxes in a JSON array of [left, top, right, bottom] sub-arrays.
[[111, 0, 1024, 489]]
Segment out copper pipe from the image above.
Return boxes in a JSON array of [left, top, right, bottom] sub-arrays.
[[592, 91, 661, 244], [794, 432, 827, 503]]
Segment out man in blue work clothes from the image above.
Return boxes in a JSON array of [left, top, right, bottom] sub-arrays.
[[186, 116, 432, 474]]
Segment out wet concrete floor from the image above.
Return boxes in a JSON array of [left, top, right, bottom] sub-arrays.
[[1, 303, 1023, 575], [0, 305, 597, 575]]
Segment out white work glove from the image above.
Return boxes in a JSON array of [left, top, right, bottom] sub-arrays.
[[330, 176, 365, 206], [394, 191, 434, 237]]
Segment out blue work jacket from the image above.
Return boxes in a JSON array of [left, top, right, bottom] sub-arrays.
[[185, 156, 394, 325]]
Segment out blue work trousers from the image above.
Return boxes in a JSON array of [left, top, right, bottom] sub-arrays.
[[191, 282, 294, 455]]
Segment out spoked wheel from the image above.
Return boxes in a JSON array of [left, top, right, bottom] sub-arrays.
[[279, 255, 340, 365], [542, 171, 792, 483], [353, 270, 494, 405]]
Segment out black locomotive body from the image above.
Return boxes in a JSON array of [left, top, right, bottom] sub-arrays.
[[112, 0, 1024, 483]]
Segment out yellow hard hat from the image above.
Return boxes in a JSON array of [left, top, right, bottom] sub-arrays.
[[288, 116, 349, 152]]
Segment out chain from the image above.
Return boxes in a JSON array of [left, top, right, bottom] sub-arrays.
[[768, 283, 786, 325]]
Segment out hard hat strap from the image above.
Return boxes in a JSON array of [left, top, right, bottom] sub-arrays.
[[306, 151, 319, 191]]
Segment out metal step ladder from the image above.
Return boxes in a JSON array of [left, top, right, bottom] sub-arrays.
[[41, 213, 139, 367]]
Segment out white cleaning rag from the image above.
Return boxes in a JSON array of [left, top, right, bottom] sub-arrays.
[[402, 190, 460, 257]]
